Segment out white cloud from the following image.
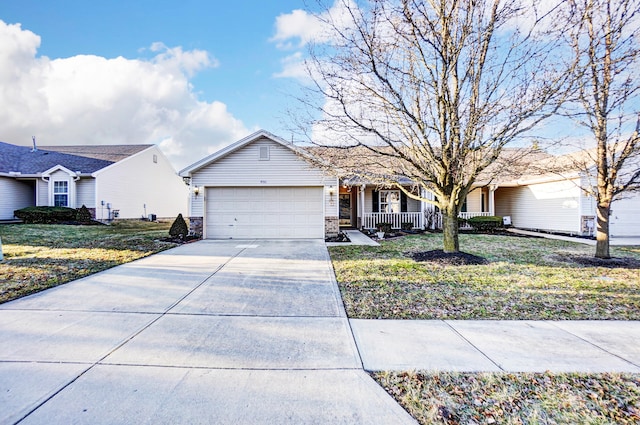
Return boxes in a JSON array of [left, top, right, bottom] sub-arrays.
[[0, 20, 249, 170], [272, 52, 310, 80], [271, 1, 359, 82], [270, 9, 324, 49]]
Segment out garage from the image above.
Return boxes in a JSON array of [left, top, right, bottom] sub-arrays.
[[610, 196, 640, 237], [205, 186, 324, 239]]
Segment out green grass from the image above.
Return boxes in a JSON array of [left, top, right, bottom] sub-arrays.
[[374, 371, 640, 424], [0, 221, 179, 303], [329, 233, 640, 320]]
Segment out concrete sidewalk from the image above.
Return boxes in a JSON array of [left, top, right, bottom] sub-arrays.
[[351, 319, 640, 373], [0, 240, 416, 425]]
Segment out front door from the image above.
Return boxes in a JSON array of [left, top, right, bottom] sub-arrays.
[[339, 193, 352, 226]]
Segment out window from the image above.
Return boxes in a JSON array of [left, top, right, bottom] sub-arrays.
[[54, 181, 68, 207], [259, 146, 270, 160], [379, 190, 400, 213]]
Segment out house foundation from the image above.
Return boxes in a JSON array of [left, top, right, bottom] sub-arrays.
[[325, 216, 339, 238], [188, 216, 203, 237]]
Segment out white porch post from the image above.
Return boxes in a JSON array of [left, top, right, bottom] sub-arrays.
[[359, 185, 366, 229], [420, 188, 427, 230], [489, 185, 497, 216]]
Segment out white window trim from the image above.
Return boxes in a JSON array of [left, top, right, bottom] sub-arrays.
[[53, 180, 69, 207], [379, 190, 401, 213]]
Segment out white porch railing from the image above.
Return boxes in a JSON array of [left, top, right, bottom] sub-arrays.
[[429, 211, 492, 230], [362, 212, 423, 230]]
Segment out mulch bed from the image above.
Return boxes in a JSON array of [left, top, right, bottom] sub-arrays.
[[411, 249, 488, 266], [553, 254, 640, 269]]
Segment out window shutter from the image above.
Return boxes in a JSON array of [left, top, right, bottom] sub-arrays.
[[401, 192, 407, 212], [372, 190, 379, 212]]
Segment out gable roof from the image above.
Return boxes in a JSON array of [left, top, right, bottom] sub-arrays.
[[179, 130, 313, 176], [0, 141, 149, 176]]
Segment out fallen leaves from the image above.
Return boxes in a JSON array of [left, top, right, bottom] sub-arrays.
[[374, 371, 640, 425]]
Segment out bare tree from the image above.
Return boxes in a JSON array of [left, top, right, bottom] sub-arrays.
[[296, 0, 572, 252], [563, 0, 640, 259]]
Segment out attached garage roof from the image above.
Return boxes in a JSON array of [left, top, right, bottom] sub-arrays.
[[179, 130, 317, 176]]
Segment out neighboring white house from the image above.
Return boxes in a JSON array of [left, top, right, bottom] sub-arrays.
[[494, 171, 640, 237], [179, 130, 338, 239], [0, 142, 188, 220]]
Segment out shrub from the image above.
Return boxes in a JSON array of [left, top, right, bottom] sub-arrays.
[[169, 213, 189, 240], [467, 215, 504, 232], [375, 222, 392, 233], [14, 206, 78, 224], [401, 222, 414, 231], [76, 205, 93, 223]]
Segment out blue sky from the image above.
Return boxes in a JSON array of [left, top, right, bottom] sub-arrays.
[[0, 0, 321, 168]]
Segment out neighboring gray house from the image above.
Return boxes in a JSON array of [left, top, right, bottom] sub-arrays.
[[0, 141, 188, 220]]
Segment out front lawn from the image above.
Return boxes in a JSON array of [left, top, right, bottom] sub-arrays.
[[330, 233, 640, 424], [375, 371, 640, 424], [0, 221, 179, 303], [329, 233, 640, 320]]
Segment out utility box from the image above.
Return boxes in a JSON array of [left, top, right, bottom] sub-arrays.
[[503, 216, 512, 226], [148, 214, 157, 222]]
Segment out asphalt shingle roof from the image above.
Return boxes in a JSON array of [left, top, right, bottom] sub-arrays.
[[0, 142, 147, 174]]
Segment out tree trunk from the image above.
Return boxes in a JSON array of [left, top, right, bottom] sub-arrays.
[[595, 202, 611, 259], [442, 213, 460, 253]]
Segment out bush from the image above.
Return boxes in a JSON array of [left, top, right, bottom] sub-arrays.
[[76, 205, 93, 223], [467, 215, 504, 232], [169, 213, 189, 240], [375, 222, 392, 233], [14, 206, 78, 224], [401, 222, 414, 231]]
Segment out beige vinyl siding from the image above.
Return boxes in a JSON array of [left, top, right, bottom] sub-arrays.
[[37, 179, 48, 206], [95, 146, 188, 219], [75, 178, 95, 208], [465, 189, 483, 212], [0, 177, 35, 219], [579, 175, 596, 217], [610, 195, 640, 236], [191, 138, 332, 217], [495, 179, 582, 233]]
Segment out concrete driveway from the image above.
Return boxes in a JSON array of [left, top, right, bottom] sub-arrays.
[[0, 240, 416, 425]]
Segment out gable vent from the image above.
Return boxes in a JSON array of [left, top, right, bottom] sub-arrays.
[[259, 146, 270, 160]]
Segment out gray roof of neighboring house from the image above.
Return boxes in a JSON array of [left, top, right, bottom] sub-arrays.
[[0, 141, 150, 175], [38, 145, 151, 162]]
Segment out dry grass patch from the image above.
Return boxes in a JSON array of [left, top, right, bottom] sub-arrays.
[[329, 233, 640, 320], [0, 221, 179, 303], [374, 371, 640, 424]]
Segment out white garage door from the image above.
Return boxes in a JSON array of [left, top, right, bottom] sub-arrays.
[[205, 187, 324, 239], [610, 196, 640, 237]]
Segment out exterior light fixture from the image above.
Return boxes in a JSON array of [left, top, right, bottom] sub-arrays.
[[328, 185, 335, 200], [193, 186, 200, 197]]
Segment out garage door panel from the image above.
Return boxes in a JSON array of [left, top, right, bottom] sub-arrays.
[[205, 187, 324, 239]]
